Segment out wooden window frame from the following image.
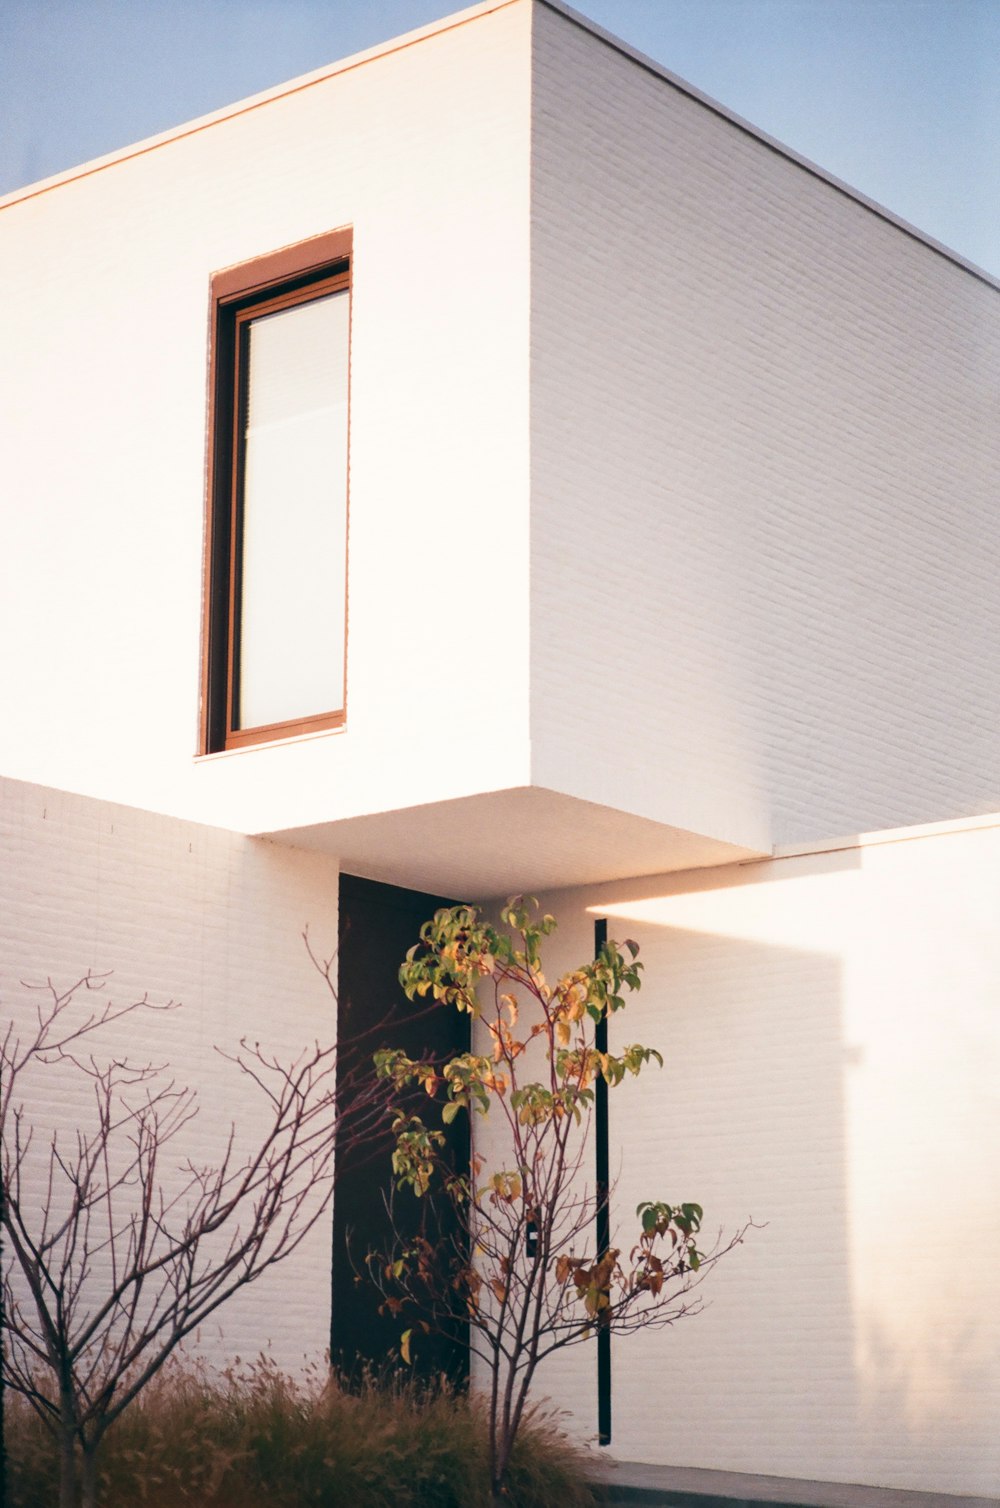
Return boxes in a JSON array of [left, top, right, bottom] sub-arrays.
[[200, 227, 352, 754]]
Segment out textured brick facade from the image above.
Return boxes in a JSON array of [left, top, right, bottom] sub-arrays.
[[2, 2, 998, 1496], [530, 2, 1000, 850], [488, 816, 1000, 1495], [0, 776, 341, 1374]]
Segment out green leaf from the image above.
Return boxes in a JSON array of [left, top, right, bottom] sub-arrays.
[[441, 1101, 460, 1125]]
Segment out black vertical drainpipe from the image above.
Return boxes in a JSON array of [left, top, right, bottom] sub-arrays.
[[594, 917, 612, 1446]]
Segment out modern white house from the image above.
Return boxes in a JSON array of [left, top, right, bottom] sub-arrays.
[[1, 0, 998, 1500]]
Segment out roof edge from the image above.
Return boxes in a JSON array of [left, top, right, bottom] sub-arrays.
[[0, 0, 519, 214], [539, 0, 1000, 294], [3, 0, 996, 294], [772, 808, 1000, 862]]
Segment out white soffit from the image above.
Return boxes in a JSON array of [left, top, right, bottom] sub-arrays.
[[260, 786, 763, 900]]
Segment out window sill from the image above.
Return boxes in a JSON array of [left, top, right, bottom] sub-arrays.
[[194, 720, 347, 761]]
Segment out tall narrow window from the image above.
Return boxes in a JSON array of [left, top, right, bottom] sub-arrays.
[[202, 229, 351, 752]]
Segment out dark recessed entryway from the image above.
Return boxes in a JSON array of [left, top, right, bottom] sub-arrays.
[[332, 873, 470, 1383]]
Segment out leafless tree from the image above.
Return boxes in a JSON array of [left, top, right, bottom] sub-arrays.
[[0, 946, 385, 1508]]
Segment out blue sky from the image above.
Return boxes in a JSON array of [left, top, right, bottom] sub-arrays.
[[2, 0, 998, 277]]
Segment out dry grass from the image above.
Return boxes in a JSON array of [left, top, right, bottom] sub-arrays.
[[5, 1356, 603, 1507]]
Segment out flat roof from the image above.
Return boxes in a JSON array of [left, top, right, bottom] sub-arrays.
[[550, 0, 999, 294], [2, 0, 997, 294]]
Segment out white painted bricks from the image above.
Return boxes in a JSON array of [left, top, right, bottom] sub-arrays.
[[514, 818, 1000, 1496], [0, 776, 342, 1374], [3, 0, 997, 862], [529, 2, 1000, 851], [2, 8, 999, 1492], [0, 2, 532, 837]]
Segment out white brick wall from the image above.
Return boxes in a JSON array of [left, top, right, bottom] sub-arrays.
[[6, 788, 997, 1493], [530, 1, 1000, 850], [0, 775, 342, 1374], [515, 817, 1000, 1496], [4, 0, 997, 866], [0, 1, 532, 837], [4, 9, 999, 1487]]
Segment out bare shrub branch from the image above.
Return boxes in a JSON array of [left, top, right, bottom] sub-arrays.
[[1, 949, 387, 1508]]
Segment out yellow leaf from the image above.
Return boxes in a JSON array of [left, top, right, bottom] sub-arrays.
[[556, 1021, 571, 1047], [400, 1330, 413, 1365]]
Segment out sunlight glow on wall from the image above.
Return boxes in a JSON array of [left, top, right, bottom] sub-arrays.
[[582, 829, 1000, 1489]]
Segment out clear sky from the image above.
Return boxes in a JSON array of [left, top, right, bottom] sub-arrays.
[[2, 0, 998, 277]]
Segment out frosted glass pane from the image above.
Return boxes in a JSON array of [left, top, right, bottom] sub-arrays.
[[238, 290, 349, 730]]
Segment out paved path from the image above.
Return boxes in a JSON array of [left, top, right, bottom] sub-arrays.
[[589, 1459, 1000, 1508]]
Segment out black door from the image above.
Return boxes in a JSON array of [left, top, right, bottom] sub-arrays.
[[332, 873, 470, 1382]]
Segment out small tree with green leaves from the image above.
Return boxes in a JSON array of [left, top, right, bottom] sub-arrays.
[[373, 898, 749, 1503]]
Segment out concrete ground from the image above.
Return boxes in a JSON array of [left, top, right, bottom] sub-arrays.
[[589, 1459, 1000, 1508]]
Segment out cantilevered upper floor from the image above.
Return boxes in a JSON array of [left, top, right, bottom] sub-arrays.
[[1, 0, 997, 893]]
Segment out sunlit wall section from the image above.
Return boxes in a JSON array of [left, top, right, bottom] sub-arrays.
[[0, 0, 532, 834], [516, 817, 1000, 1496]]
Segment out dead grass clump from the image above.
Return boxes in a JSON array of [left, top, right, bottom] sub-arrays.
[[5, 1355, 601, 1507]]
